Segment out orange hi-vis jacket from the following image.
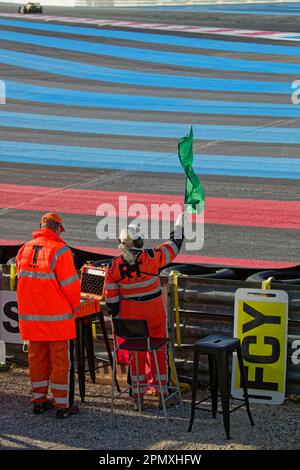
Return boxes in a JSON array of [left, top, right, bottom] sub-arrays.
[[16, 228, 81, 341], [104, 233, 184, 385], [104, 236, 182, 316]]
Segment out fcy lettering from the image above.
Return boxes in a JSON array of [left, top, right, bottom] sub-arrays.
[[241, 302, 281, 391]]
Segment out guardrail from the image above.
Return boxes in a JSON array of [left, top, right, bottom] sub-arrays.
[[163, 272, 300, 395]]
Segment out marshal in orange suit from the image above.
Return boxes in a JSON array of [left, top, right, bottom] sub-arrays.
[[16, 212, 81, 419], [104, 213, 185, 410]]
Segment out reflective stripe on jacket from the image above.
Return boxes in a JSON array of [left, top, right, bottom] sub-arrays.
[[16, 228, 81, 341], [104, 235, 182, 315]]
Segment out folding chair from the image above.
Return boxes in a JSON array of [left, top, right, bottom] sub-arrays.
[[110, 318, 183, 419]]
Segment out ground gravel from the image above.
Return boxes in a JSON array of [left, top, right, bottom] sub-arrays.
[[0, 365, 299, 450]]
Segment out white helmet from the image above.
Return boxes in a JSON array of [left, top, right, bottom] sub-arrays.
[[119, 224, 143, 246]]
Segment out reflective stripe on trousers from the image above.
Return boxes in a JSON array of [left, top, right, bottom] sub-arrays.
[[130, 349, 168, 398], [28, 340, 75, 407]]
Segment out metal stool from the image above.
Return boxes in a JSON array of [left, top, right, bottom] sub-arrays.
[[111, 318, 183, 420], [188, 335, 254, 439]]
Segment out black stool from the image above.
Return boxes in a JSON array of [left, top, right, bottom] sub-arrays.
[[188, 335, 254, 439], [75, 311, 120, 402]]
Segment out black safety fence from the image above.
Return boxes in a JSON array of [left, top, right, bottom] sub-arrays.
[[1, 245, 300, 395], [0, 244, 113, 271]]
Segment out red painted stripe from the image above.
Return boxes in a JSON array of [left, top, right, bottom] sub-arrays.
[[1, 184, 300, 229], [239, 32, 277, 36], [205, 28, 234, 32], [0, 240, 297, 269]]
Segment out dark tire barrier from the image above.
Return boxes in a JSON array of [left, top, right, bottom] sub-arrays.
[[161, 263, 238, 280], [66, 247, 113, 270], [91, 259, 113, 268], [0, 245, 23, 265], [246, 270, 300, 285], [0, 244, 114, 270]]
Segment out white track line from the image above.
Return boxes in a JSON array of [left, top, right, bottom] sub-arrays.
[[0, 13, 299, 41]]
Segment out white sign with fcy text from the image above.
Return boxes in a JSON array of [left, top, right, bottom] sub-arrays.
[[231, 288, 288, 405]]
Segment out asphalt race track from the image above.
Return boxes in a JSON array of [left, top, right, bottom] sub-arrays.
[[0, 2, 299, 267]]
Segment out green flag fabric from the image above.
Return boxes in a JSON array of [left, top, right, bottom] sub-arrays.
[[178, 126, 205, 213]]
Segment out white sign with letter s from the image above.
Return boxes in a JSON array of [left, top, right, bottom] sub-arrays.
[[0, 290, 22, 344]]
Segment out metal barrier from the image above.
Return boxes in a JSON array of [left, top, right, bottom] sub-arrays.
[[0, 264, 16, 291], [163, 273, 300, 395]]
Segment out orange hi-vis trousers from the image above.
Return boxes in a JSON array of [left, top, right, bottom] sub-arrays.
[[28, 340, 75, 408], [121, 297, 168, 399]]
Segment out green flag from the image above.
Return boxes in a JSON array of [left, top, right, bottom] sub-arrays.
[[178, 126, 205, 213]]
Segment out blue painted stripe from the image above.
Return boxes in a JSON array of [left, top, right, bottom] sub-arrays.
[[1, 110, 300, 143], [5, 82, 300, 119], [0, 18, 299, 57], [0, 50, 291, 95], [0, 29, 299, 74], [0, 140, 299, 179]]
